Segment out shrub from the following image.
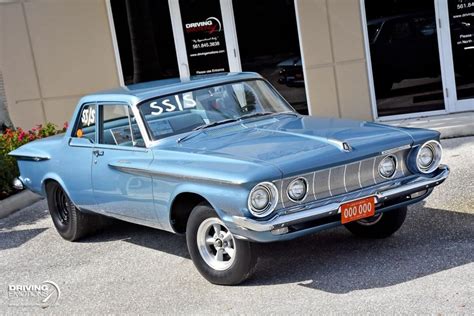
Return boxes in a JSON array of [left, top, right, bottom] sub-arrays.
[[0, 122, 67, 198]]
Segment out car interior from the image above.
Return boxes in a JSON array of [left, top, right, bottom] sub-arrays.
[[74, 83, 264, 147]]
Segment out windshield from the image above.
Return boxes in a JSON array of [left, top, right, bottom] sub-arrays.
[[137, 79, 294, 141]]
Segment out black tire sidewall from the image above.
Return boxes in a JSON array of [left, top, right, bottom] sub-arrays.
[[344, 207, 407, 239], [46, 182, 87, 241], [186, 203, 256, 285]]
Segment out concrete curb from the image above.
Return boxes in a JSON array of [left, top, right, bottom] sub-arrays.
[[436, 125, 474, 139], [388, 111, 474, 139], [0, 190, 43, 219]]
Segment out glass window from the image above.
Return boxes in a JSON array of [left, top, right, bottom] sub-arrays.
[[447, 0, 474, 100], [367, 22, 383, 43], [365, 0, 445, 116], [390, 20, 413, 40], [138, 79, 294, 141], [179, 0, 229, 75], [109, 0, 179, 84], [100, 104, 144, 147], [74, 103, 96, 143], [232, 0, 308, 115]]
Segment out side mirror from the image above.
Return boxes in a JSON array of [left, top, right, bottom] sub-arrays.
[[69, 137, 93, 147]]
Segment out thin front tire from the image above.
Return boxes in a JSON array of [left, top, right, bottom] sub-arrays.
[[186, 203, 257, 285]]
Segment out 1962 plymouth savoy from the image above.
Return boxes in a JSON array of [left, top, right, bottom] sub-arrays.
[[10, 72, 449, 285]]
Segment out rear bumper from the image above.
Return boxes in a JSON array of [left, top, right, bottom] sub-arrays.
[[228, 165, 449, 242], [12, 177, 25, 190]]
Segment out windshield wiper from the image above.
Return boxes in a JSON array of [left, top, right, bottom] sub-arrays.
[[192, 118, 239, 131], [238, 111, 274, 121], [191, 112, 276, 134], [177, 111, 298, 144], [177, 118, 239, 143], [239, 111, 299, 121]]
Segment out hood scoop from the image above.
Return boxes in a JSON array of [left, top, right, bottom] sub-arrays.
[[251, 127, 352, 152]]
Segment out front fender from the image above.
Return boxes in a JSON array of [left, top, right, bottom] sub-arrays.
[[155, 177, 251, 232]]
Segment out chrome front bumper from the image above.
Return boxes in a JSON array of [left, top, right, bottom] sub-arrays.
[[231, 165, 449, 237]]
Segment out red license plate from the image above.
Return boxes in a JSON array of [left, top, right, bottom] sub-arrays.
[[340, 197, 376, 224]]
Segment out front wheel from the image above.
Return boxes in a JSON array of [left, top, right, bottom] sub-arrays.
[[344, 207, 407, 239], [186, 203, 257, 285]]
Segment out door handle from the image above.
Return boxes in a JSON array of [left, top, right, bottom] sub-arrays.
[[93, 150, 104, 157]]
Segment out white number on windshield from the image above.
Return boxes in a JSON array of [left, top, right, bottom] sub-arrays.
[[150, 93, 197, 116]]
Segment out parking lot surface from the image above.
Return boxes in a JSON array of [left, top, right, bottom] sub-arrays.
[[0, 137, 473, 314]]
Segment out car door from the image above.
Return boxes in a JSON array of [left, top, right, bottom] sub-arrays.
[[90, 102, 157, 223], [64, 102, 97, 210]]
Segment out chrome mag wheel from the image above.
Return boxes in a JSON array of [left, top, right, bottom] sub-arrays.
[[196, 218, 236, 271], [186, 204, 257, 284]]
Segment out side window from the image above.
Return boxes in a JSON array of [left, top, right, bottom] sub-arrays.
[[74, 103, 96, 143], [100, 104, 144, 147]]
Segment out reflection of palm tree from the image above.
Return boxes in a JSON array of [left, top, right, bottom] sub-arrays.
[[125, 0, 162, 83], [0, 71, 12, 130]]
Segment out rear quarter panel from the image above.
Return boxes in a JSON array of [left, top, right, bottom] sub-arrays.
[[11, 135, 96, 209]]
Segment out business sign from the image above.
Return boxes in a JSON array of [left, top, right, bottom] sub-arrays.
[[448, 0, 474, 99], [449, 0, 474, 51], [180, 0, 229, 75]]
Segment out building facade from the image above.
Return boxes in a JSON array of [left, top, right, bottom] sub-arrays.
[[0, 0, 473, 129]]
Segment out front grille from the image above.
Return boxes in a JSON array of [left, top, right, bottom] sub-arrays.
[[275, 148, 411, 210]]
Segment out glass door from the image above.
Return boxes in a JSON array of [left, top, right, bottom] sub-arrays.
[[364, 0, 448, 118], [231, 0, 308, 114], [168, 0, 241, 79], [438, 0, 474, 112]]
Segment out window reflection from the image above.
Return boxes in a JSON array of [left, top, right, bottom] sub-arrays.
[[233, 0, 308, 115], [448, 0, 474, 100], [365, 0, 445, 116]]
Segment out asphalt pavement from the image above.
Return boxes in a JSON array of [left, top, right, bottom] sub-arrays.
[[0, 137, 473, 314]]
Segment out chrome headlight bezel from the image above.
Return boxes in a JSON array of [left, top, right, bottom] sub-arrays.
[[416, 140, 442, 174], [286, 177, 308, 202], [378, 155, 397, 179], [248, 182, 279, 218]]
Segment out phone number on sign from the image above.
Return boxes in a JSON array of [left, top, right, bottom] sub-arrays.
[[457, 1, 474, 10], [192, 41, 221, 50]]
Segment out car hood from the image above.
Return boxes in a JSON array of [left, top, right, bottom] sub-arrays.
[[156, 114, 416, 178]]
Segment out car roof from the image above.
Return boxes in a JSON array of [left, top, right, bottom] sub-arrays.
[[78, 72, 263, 106]]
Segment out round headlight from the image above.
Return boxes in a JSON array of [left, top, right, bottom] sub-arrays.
[[287, 178, 308, 202], [378, 155, 397, 179], [251, 188, 270, 210], [418, 146, 434, 168], [248, 182, 278, 217], [416, 140, 442, 173]]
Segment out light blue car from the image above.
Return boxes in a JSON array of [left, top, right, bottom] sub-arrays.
[[10, 72, 449, 285]]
